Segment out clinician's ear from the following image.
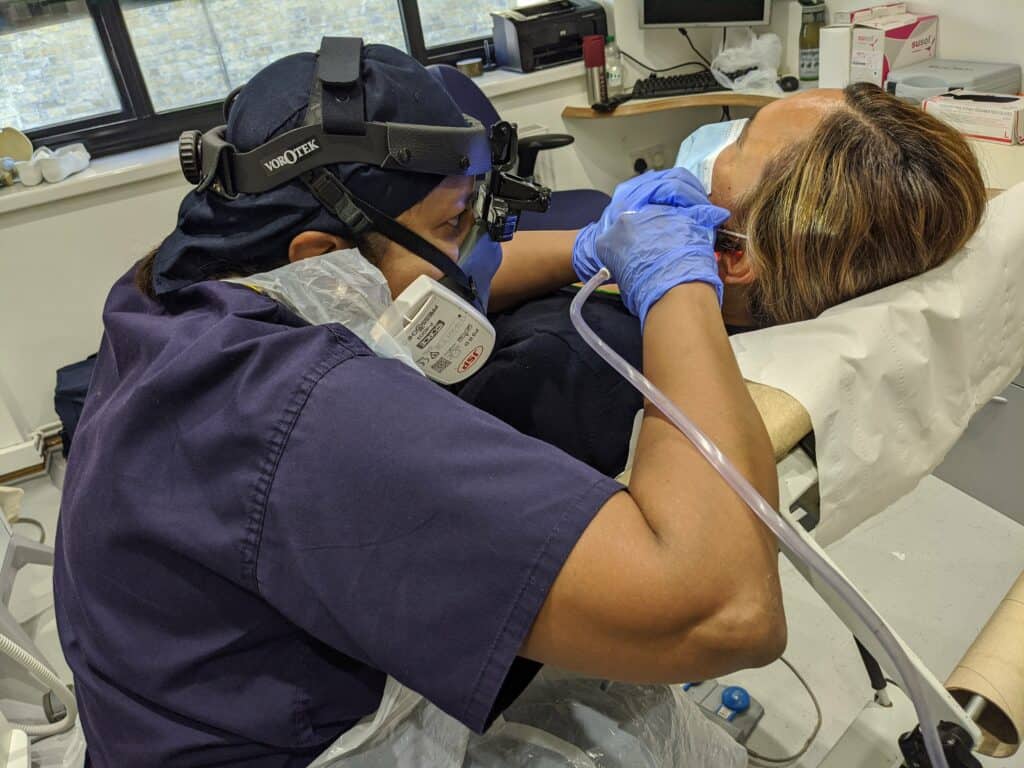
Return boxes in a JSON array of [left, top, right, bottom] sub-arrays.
[[718, 248, 757, 285], [288, 231, 350, 263]]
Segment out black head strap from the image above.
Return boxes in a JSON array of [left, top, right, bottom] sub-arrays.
[[318, 37, 366, 136], [303, 168, 477, 302]]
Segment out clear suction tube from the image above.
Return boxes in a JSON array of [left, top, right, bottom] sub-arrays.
[[570, 270, 952, 768]]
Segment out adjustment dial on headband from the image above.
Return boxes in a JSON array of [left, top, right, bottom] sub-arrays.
[[178, 130, 203, 185]]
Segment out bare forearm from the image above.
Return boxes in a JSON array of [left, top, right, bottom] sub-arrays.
[[488, 230, 579, 313], [523, 283, 784, 680], [631, 284, 780, 602]]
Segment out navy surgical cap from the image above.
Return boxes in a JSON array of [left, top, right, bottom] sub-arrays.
[[151, 45, 467, 296]]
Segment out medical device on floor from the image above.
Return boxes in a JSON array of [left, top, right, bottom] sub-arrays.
[[570, 270, 1004, 768], [682, 681, 765, 743], [0, 504, 78, 764]]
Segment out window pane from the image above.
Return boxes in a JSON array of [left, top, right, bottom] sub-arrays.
[[120, 1, 230, 112], [121, 0, 408, 113], [0, 1, 122, 132], [418, 0, 542, 48]]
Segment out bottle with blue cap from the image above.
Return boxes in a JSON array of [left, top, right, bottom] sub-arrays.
[[717, 685, 751, 721]]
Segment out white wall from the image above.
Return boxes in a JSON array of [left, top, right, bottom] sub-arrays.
[[4, 0, 1021, 464], [0, 173, 189, 455]]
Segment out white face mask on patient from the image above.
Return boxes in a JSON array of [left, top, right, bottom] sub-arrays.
[[675, 118, 748, 195]]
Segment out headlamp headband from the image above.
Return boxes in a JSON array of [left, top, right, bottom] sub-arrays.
[[178, 36, 492, 197], [174, 37, 550, 310]]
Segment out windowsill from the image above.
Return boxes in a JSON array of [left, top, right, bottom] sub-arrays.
[[0, 141, 181, 216], [475, 61, 585, 98], [0, 62, 585, 216]]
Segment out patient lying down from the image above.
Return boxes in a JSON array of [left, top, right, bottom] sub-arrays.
[[459, 83, 987, 475]]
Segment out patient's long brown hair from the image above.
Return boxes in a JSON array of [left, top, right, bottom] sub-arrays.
[[738, 82, 986, 326]]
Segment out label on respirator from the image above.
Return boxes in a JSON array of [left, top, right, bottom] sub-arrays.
[[383, 276, 495, 386]]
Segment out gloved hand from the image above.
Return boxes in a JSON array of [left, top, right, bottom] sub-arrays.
[[573, 168, 713, 282], [594, 202, 730, 326]]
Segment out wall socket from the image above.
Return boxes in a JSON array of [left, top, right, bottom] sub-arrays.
[[629, 144, 670, 174]]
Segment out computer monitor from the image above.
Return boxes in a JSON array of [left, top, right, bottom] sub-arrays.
[[641, 0, 771, 28]]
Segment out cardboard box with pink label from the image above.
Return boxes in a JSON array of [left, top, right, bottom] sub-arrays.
[[833, 3, 938, 87]]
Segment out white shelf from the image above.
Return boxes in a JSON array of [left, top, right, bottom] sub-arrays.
[[477, 61, 585, 99], [0, 142, 180, 216]]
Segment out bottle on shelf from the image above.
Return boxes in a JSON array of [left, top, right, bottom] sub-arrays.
[[605, 35, 624, 97], [582, 35, 608, 106], [798, 3, 827, 82]]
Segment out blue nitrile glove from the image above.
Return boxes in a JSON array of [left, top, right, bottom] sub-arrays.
[[594, 202, 730, 327], [573, 168, 712, 282]]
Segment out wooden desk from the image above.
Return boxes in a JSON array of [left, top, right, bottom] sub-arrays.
[[562, 91, 781, 120]]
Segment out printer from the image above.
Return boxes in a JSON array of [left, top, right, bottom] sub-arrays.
[[884, 59, 1022, 104], [491, 0, 607, 73]]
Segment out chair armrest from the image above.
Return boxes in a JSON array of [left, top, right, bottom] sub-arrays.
[[517, 133, 575, 177], [745, 381, 812, 461]]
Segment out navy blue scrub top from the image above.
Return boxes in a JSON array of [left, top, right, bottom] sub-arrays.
[[457, 290, 645, 478], [53, 270, 622, 767], [457, 290, 751, 478]]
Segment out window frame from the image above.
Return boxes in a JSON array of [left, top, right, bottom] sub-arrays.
[[399, 0, 495, 67], [19, 0, 504, 160], [23, 1, 225, 157]]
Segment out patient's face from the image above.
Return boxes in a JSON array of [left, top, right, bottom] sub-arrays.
[[710, 89, 845, 216]]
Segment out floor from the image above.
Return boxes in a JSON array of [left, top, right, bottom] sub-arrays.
[[933, 377, 1024, 526], [6, 375, 1024, 766], [723, 475, 1024, 767], [728, 374, 1024, 767]]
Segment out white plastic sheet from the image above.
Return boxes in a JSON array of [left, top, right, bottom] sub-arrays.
[[731, 183, 1024, 545], [309, 672, 747, 767], [225, 248, 420, 371]]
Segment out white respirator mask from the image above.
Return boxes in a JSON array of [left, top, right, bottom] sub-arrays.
[[379, 274, 495, 385], [226, 249, 494, 385]]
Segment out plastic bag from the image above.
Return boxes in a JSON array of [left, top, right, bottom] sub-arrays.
[[499, 672, 748, 767], [309, 671, 748, 767], [225, 249, 420, 371], [711, 29, 783, 94]]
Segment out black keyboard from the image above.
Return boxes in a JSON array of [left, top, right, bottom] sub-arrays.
[[631, 70, 723, 99], [590, 67, 760, 113]]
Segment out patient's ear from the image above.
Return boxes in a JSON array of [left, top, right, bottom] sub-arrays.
[[288, 231, 350, 263], [718, 249, 757, 285]]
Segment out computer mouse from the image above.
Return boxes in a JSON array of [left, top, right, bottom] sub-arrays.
[[778, 76, 800, 92]]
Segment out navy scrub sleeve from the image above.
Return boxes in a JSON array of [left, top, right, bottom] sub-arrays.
[[257, 343, 623, 734], [55, 275, 622, 767]]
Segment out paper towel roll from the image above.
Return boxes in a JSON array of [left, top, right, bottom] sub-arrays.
[[946, 570, 1024, 757], [819, 26, 852, 89]]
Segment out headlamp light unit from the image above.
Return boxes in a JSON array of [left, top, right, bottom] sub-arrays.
[[176, 36, 551, 308]]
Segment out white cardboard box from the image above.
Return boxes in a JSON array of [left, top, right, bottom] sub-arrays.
[[847, 8, 938, 87], [832, 2, 906, 25], [924, 92, 1024, 145], [819, 25, 853, 89]]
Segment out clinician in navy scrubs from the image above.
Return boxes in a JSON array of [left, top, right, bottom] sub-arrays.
[[54, 43, 784, 767]]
